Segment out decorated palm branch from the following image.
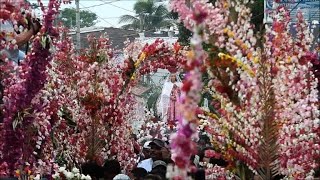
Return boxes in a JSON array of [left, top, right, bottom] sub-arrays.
[[169, 0, 319, 179]]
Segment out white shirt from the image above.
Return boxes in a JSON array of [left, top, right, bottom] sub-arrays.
[[137, 158, 153, 172]]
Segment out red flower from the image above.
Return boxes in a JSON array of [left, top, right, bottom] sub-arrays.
[[182, 80, 193, 92], [205, 149, 221, 159], [174, 156, 188, 169], [173, 42, 181, 53]]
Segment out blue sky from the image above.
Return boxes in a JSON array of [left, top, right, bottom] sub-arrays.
[[30, 0, 138, 28]]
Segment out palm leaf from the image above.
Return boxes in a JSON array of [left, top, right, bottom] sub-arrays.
[[257, 58, 280, 180], [134, 0, 155, 14], [119, 15, 139, 24], [121, 21, 141, 30], [154, 4, 169, 17]]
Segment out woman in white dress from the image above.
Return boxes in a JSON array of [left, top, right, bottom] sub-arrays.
[[158, 73, 182, 127]]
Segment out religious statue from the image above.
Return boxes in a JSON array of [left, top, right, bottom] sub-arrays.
[[158, 73, 182, 127]]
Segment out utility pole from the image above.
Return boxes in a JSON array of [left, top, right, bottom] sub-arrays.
[[75, 0, 81, 53]]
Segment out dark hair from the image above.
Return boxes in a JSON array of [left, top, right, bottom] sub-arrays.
[[143, 174, 163, 180], [191, 168, 205, 180], [81, 162, 104, 179], [198, 134, 210, 144], [104, 159, 121, 175], [131, 167, 148, 179]]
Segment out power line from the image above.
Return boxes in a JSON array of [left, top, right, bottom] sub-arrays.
[[79, 2, 115, 27], [100, 16, 123, 19], [99, 0, 135, 13], [79, 0, 120, 9]]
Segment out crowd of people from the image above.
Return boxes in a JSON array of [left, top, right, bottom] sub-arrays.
[[79, 133, 229, 180]]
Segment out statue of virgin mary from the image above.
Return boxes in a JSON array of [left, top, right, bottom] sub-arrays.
[[158, 73, 182, 126]]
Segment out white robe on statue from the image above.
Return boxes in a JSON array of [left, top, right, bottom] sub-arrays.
[[158, 74, 182, 122]]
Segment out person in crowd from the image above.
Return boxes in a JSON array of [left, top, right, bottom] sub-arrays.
[[137, 141, 153, 172], [143, 174, 162, 180], [0, 2, 40, 64], [189, 168, 205, 180], [130, 167, 147, 180], [113, 174, 131, 180], [137, 139, 172, 172], [141, 141, 151, 160], [150, 160, 167, 180], [197, 134, 211, 150], [104, 159, 121, 180], [148, 139, 172, 163], [81, 162, 104, 180]]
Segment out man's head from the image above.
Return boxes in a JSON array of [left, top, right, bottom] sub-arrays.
[[103, 159, 121, 180], [143, 174, 162, 180], [197, 134, 211, 149], [142, 141, 151, 159], [149, 139, 170, 161], [151, 160, 167, 179], [131, 167, 147, 180], [113, 174, 131, 180], [81, 162, 104, 180]]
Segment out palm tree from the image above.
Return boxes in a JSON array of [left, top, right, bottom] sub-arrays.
[[119, 0, 173, 31]]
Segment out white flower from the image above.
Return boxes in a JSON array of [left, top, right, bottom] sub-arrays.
[[58, 166, 66, 172], [65, 172, 74, 179], [85, 175, 92, 180], [80, 174, 86, 180], [52, 173, 60, 179], [74, 173, 81, 178], [34, 174, 41, 180], [81, 174, 88, 180], [72, 167, 80, 174]]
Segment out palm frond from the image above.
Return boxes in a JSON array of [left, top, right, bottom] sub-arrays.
[[119, 15, 139, 24], [134, 0, 155, 14], [257, 58, 280, 180], [154, 4, 169, 17], [121, 21, 140, 30]]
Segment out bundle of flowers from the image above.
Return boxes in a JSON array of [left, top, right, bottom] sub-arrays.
[[0, 0, 64, 175], [170, 0, 319, 179], [38, 33, 138, 171]]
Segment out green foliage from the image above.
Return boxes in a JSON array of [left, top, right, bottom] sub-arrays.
[[177, 22, 192, 45], [59, 8, 98, 28], [249, 0, 264, 33], [176, 0, 264, 44], [171, 12, 192, 45], [119, 0, 173, 31]]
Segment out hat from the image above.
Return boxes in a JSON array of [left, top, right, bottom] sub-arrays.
[[149, 139, 168, 149], [152, 160, 167, 169], [143, 141, 151, 149], [113, 174, 131, 180]]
